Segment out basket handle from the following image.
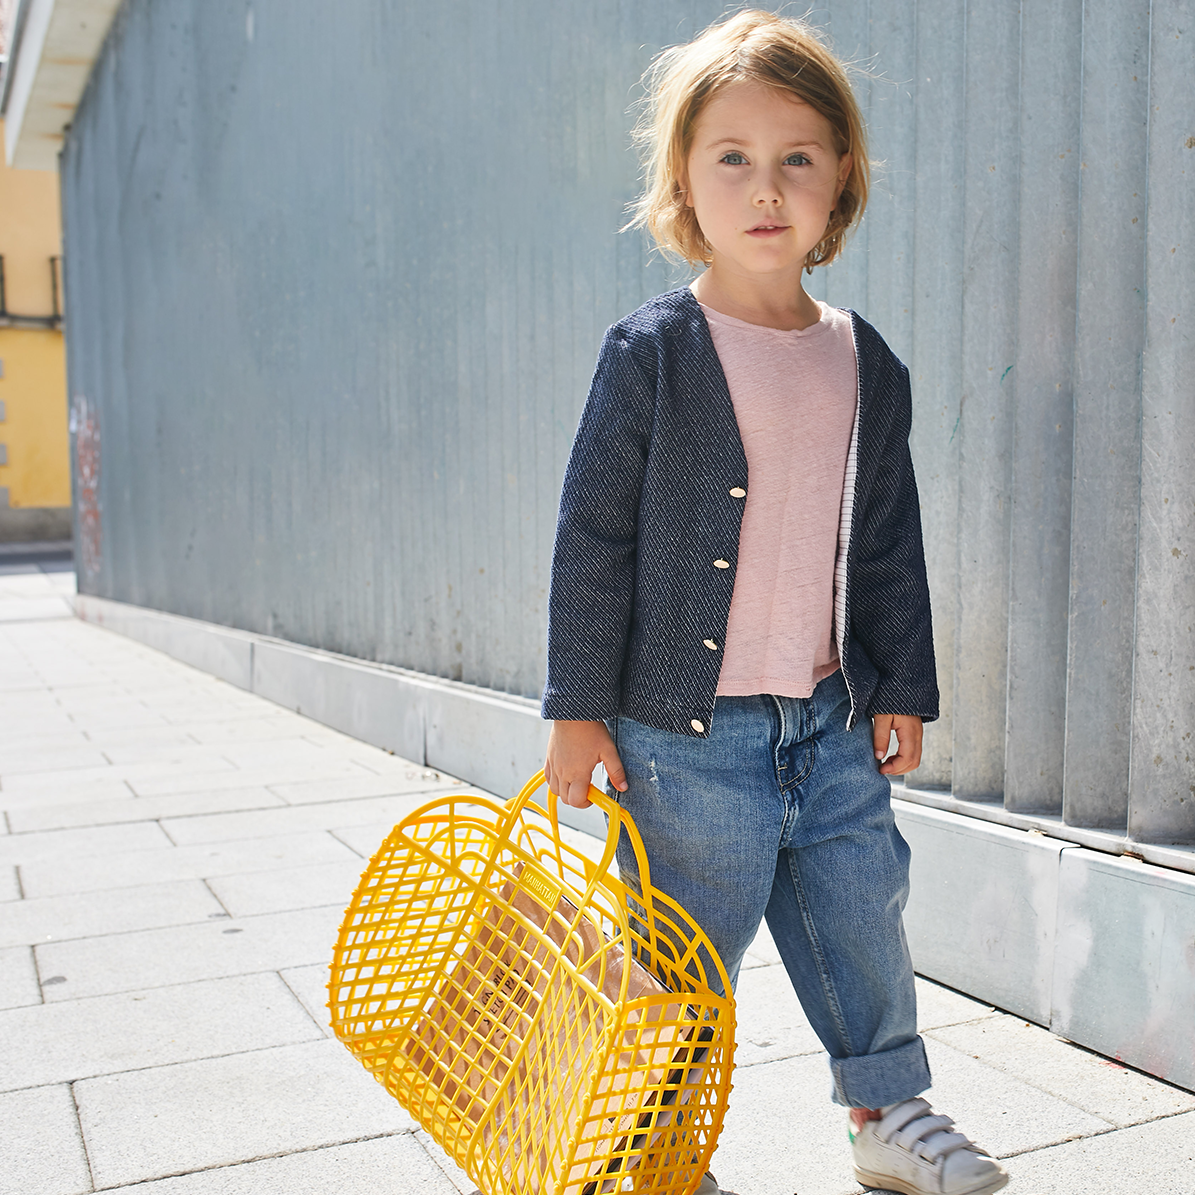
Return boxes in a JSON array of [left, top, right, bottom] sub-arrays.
[[503, 770, 657, 922]]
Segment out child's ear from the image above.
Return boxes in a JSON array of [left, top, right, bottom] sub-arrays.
[[834, 153, 853, 203]]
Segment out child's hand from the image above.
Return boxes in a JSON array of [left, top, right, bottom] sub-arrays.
[[871, 713, 923, 775], [545, 720, 628, 809]]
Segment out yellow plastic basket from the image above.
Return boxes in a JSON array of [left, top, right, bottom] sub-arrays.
[[329, 771, 735, 1195]]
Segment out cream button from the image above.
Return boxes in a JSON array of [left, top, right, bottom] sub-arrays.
[[729, 486, 746, 498], [713, 559, 730, 569], [703, 639, 718, 651], [690, 719, 705, 734]]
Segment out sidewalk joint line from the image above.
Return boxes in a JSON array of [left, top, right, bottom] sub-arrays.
[[69, 1078, 99, 1191], [1, 1034, 330, 1095], [998, 1106, 1195, 1159], [202, 875, 233, 918], [278, 967, 332, 1035], [87, 1130, 415, 1190]]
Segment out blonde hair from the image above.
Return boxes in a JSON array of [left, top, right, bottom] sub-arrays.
[[626, 9, 869, 269]]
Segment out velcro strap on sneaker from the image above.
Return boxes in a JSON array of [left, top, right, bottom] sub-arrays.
[[881, 1102, 987, 1165], [877, 1098, 933, 1140]]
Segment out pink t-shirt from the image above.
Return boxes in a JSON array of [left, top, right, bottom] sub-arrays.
[[701, 301, 858, 699]]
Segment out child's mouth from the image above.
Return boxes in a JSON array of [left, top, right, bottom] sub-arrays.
[[747, 224, 788, 237]]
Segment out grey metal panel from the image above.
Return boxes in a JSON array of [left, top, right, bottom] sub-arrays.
[[1128, 0, 1195, 845], [1002, 0, 1082, 814], [858, 0, 916, 368], [1051, 849, 1195, 1092], [815, 0, 870, 317], [898, 801, 1065, 1025], [1061, 0, 1151, 829], [56, 0, 1195, 849], [251, 639, 427, 767], [62, 0, 693, 700], [906, 0, 966, 790], [950, 0, 1020, 801]]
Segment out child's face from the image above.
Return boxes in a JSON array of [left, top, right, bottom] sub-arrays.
[[684, 80, 851, 284]]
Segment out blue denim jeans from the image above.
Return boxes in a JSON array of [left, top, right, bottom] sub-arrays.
[[608, 669, 931, 1109]]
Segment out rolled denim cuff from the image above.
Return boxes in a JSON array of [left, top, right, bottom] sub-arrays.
[[829, 1035, 931, 1109]]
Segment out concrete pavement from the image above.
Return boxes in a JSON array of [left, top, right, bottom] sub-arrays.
[[2, 558, 1193, 1195]]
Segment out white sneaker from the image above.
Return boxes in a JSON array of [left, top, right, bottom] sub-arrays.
[[850, 1098, 1009, 1195]]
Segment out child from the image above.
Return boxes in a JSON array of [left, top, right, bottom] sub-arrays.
[[542, 11, 1007, 1195]]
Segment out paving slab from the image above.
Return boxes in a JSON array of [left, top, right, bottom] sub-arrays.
[[915, 977, 1001, 1030], [0, 595, 74, 621], [0, 819, 173, 866], [268, 768, 457, 805], [0, 725, 90, 750], [0, 744, 111, 773], [922, 1035, 1112, 1155], [159, 790, 456, 845], [348, 749, 467, 780], [0, 944, 41, 1009], [0, 863, 19, 900], [332, 817, 460, 859], [35, 903, 345, 1000], [742, 919, 782, 967], [0, 778, 137, 810], [1006, 1110, 1195, 1194], [415, 1128, 478, 1195], [0, 689, 67, 713], [17, 829, 360, 898], [111, 1133, 459, 1195], [80, 726, 205, 752], [74, 1038, 416, 1188], [154, 703, 311, 729], [0, 972, 323, 1091], [184, 714, 335, 744], [207, 858, 366, 917], [80, 741, 246, 770], [733, 963, 825, 1067], [62, 706, 173, 731], [280, 962, 335, 1035], [712, 1052, 863, 1195], [0, 714, 82, 738], [215, 737, 378, 770], [2, 755, 238, 797], [928, 1016, 1195, 1126], [130, 759, 374, 798], [0, 878, 225, 948], [0, 1084, 93, 1195], [7, 787, 288, 833]]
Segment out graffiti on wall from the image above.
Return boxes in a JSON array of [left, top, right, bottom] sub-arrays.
[[69, 394, 102, 578]]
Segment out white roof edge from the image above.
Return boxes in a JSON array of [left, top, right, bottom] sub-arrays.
[[2, 0, 123, 170]]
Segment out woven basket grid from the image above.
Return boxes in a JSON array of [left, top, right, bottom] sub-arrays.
[[329, 775, 735, 1195]]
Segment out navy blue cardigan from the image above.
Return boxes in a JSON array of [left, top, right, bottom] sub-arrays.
[[542, 287, 938, 737]]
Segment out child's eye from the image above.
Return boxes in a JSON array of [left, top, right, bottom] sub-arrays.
[[719, 151, 748, 165], [785, 153, 812, 167]]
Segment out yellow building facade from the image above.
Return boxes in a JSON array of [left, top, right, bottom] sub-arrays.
[[0, 117, 70, 541]]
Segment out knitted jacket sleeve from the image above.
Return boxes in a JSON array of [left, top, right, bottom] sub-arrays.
[[847, 330, 939, 722], [541, 326, 655, 721]]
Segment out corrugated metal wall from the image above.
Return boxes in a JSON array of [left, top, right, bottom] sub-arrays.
[[62, 0, 1193, 844]]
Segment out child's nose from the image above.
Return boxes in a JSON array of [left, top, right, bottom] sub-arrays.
[[752, 168, 784, 204]]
